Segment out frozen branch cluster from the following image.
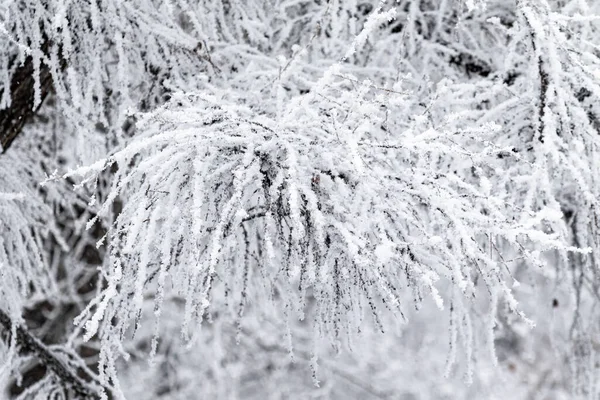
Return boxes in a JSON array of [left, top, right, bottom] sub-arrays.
[[0, 0, 600, 398]]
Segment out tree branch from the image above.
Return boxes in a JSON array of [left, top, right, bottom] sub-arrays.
[[0, 308, 101, 399], [0, 40, 65, 153]]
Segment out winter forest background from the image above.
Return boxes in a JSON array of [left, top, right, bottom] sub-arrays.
[[1, 0, 600, 398]]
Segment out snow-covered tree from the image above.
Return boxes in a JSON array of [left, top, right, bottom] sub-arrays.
[[1, 0, 599, 398]]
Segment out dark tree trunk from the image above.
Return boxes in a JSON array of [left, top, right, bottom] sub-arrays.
[[0, 41, 65, 152]]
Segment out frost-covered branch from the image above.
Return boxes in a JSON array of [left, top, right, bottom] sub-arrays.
[[0, 308, 102, 399], [2, 0, 600, 398]]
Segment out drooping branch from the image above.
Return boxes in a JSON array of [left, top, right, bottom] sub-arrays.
[[0, 308, 101, 399], [533, 47, 549, 144]]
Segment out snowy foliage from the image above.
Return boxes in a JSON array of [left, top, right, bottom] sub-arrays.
[[1, 0, 600, 398], [0, 151, 56, 318]]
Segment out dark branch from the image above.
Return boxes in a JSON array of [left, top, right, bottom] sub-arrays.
[[0, 308, 101, 399], [0, 40, 65, 153]]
